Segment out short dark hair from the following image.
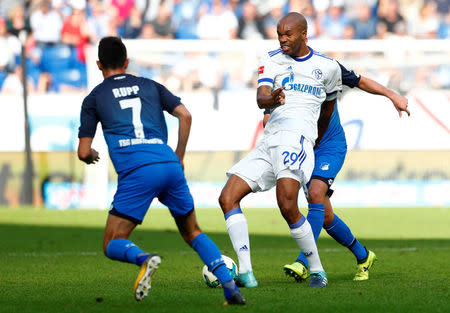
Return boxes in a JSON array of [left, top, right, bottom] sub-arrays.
[[98, 36, 127, 69]]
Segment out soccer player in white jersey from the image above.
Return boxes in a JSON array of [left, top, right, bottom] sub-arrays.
[[218, 12, 342, 288]]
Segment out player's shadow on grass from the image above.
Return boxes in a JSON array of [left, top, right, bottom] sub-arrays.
[[3, 223, 448, 271], [3, 223, 449, 252]]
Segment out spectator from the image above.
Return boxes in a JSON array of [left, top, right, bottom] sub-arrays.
[[438, 12, 450, 38], [150, 1, 174, 38], [123, 6, 143, 38], [377, 0, 406, 35], [135, 0, 173, 23], [6, 5, 31, 38], [311, 0, 330, 21], [252, 0, 284, 17], [343, 23, 355, 39], [409, 1, 440, 38], [319, 0, 350, 38], [237, 1, 265, 39], [429, 0, 449, 15], [1, 65, 36, 94], [197, 0, 238, 39], [0, 17, 21, 72], [139, 22, 158, 38], [172, 0, 202, 39], [0, 16, 14, 91], [229, 0, 243, 19], [111, 0, 135, 25], [61, 2, 89, 62], [351, 1, 377, 39], [289, 0, 318, 38], [262, 6, 283, 39], [106, 5, 121, 36], [53, 0, 76, 18], [373, 20, 389, 39], [86, 1, 110, 42], [0, 0, 24, 20], [30, 0, 63, 45]]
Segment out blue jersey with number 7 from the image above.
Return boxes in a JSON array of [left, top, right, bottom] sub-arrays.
[[78, 73, 180, 174]]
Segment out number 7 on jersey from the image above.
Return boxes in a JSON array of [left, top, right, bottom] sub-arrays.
[[119, 97, 145, 139]]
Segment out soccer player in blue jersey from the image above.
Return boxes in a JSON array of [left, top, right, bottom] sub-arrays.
[[272, 63, 410, 282], [77, 36, 245, 305]]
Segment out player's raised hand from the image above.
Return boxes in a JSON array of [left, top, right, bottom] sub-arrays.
[[272, 86, 285, 105], [391, 93, 410, 117]]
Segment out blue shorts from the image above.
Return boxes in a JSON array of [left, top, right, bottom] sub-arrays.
[[311, 139, 347, 187], [111, 162, 194, 224]]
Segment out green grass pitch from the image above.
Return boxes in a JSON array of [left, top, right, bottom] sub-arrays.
[[1, 207, 449, 313]]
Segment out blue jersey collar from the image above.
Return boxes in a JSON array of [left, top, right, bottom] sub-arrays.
[[292, 47, 314, 62]]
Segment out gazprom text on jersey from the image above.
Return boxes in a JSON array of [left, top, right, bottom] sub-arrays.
[[282, 81, 322, 96]]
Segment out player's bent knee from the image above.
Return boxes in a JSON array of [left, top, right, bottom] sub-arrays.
[[218, 190, 238, 212], [308, 188, 326, 204]]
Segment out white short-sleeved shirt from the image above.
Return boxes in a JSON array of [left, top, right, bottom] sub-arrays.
[[257, 47, 342, 144]]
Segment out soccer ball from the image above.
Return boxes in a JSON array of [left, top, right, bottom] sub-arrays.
[[202, 255, 238, 288]]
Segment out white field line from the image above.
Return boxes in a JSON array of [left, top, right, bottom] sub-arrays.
[[3, 246, 449, 258]]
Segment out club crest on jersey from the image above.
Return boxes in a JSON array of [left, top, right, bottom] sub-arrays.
[[312, 68, 323, 80]]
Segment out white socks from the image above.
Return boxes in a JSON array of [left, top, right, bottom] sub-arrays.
[[290, 219, 324, 272], [225, 213, 252, 274]]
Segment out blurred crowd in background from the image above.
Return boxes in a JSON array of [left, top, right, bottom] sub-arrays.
[[0, 0, 449, 94]]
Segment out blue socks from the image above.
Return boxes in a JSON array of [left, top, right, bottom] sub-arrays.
[[105, 238, 149, 266], [190, 233, 233, 284], [295, 204, 325, 268], [325, 214, 368, 262], [306, 204, 325, 241]]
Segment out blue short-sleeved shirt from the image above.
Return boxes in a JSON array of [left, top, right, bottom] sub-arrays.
[[78, 73, 194, 223], [78, 74, 181, 174]]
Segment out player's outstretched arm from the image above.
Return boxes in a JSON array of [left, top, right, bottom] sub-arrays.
[[77, 137, 100, 164], [357, 76, 410, 117], [171, 104, 192, 168], [257, 85, 285, 109]]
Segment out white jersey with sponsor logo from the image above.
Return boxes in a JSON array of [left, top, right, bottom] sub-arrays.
[[257, 47, 342, 144]]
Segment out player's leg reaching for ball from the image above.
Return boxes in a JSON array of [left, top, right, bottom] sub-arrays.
[[285, 183, 375, 282], [219, 175, 258, 288], [276, 177, 327, 287], [284, 178, 327, 282], [103, 213, 161, 301], [284, 143, 375, 282], [322, 196, 376, 281], [174, 210, 246, 305], [103, 210, 245, 305], [103, 162, 245, 305]]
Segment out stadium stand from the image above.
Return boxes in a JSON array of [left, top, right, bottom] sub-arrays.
[[0, 0, 448, 94]]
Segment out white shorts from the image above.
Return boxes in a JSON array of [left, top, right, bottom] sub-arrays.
[[227, 131, 315, 192]]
